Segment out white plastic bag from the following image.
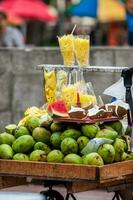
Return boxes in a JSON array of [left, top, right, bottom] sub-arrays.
[[103, 78, 126, 101]]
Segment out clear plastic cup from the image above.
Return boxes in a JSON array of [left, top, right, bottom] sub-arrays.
[[58, 34, 75, 67], [74, 35, 90, 67]]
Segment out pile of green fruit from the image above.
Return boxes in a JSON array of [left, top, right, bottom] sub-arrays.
[[0, 113, 133, 166]]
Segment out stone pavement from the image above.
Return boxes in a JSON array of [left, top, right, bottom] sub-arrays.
[[1, 184, 114, 200]]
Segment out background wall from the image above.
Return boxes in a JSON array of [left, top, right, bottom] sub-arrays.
[[0, 47, 132, 131]]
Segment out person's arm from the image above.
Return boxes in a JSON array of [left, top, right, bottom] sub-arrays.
[[12, 28, 25, 47]]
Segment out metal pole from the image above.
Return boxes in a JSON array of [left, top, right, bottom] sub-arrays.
[[121, 68, 133, 153]]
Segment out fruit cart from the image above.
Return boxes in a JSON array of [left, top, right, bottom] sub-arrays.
[[0, 65, 133, 200], [0, 157, 133, 199]]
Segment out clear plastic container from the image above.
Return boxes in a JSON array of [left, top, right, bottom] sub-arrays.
[[58, 34, 75, 67], [43, 65, 97, 109], [74, 35, 90, 67]]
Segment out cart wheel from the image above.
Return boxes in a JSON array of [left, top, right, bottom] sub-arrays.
[[65, 193, 77, 200], [41, 189, 64, 200]]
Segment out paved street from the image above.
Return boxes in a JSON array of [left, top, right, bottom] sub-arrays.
[[1, 184, 114, 200]]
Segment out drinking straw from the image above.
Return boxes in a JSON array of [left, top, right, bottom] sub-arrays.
[[71, 24, 77, 35]]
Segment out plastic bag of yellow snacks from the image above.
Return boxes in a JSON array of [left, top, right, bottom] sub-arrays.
[[44, 69, 56, 103], [78, 82, 97, 108], [56, 70, 68, 100]]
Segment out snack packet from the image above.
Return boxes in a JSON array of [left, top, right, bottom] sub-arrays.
[[56, 70, 68, 100], [78, 82, 97, 108], [44, 68, 56, 103], [61, 70, 77, 109]]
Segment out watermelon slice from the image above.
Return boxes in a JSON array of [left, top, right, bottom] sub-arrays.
[[47, 100, 69, 117]]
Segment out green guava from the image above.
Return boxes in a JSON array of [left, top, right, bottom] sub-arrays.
[[50, 132, 61, 149], [47, 150, 64, 163], [0, 144, 14, 159], [96, 129, 118, 141], [30, 150, 47, 162], [113, 138, 125, 162], [5, 124, 17, 135], [109, 121, 122, 135], [14, 126, 30, 138], [82, 152, 104, 166], [12, 135, 35, 153], [32, 127, 51, 145], [61, 129, 81, 141], [64, 153, 83, 164], [26, 116, 40, 131], [13, 153, 29, 161], [61, 137, 78, 155], [98, 144, 115, 164], [0, 133, 15, 146], [50, 122, 64, 132], [34, 142, 51, 154], [77, 136, 89, 152], [81, 124, 99, 139], [121, 152, 131, 161]]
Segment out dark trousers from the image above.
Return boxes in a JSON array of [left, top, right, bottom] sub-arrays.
[[128, 31, 133, 45]]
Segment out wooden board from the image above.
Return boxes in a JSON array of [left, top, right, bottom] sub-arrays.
[[0, 160, 97, 182], [99, 160, 133, 183], [54, 116, 121, 124], [0, 160, 133, 186], [66, 182, 99, 193], [0, 177, 26, 189], [67, 176, 133, 193]]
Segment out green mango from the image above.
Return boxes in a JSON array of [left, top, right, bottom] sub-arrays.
[[0, 133, 15, 146], [113, 138, 125, 162], [61, 137, 78, 155], [12, 135, 35, 153], [121, 152, 131, 161], [30, 150, 47, 162], [77, 136, 89, 152], [14, 126, 30, 138], [96, 129, 118, 141], [26, 116, 40, 131], [81, 124, 99, 139], [64, 154, 83, 164], [50, 132, 61, 149], [98, 144, 115, 164], [5, 124, 17, 135], [82, 152, 104, 166], [61, 129, 81, 141], [50, 122, 64, 132], [13, 153, 29, 161], [32, 127, 51, 145], [34, 142, 51, 154], [108, 121, 122, 135], [47, 150, 64, 163], [0, 144, 14, 159]]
